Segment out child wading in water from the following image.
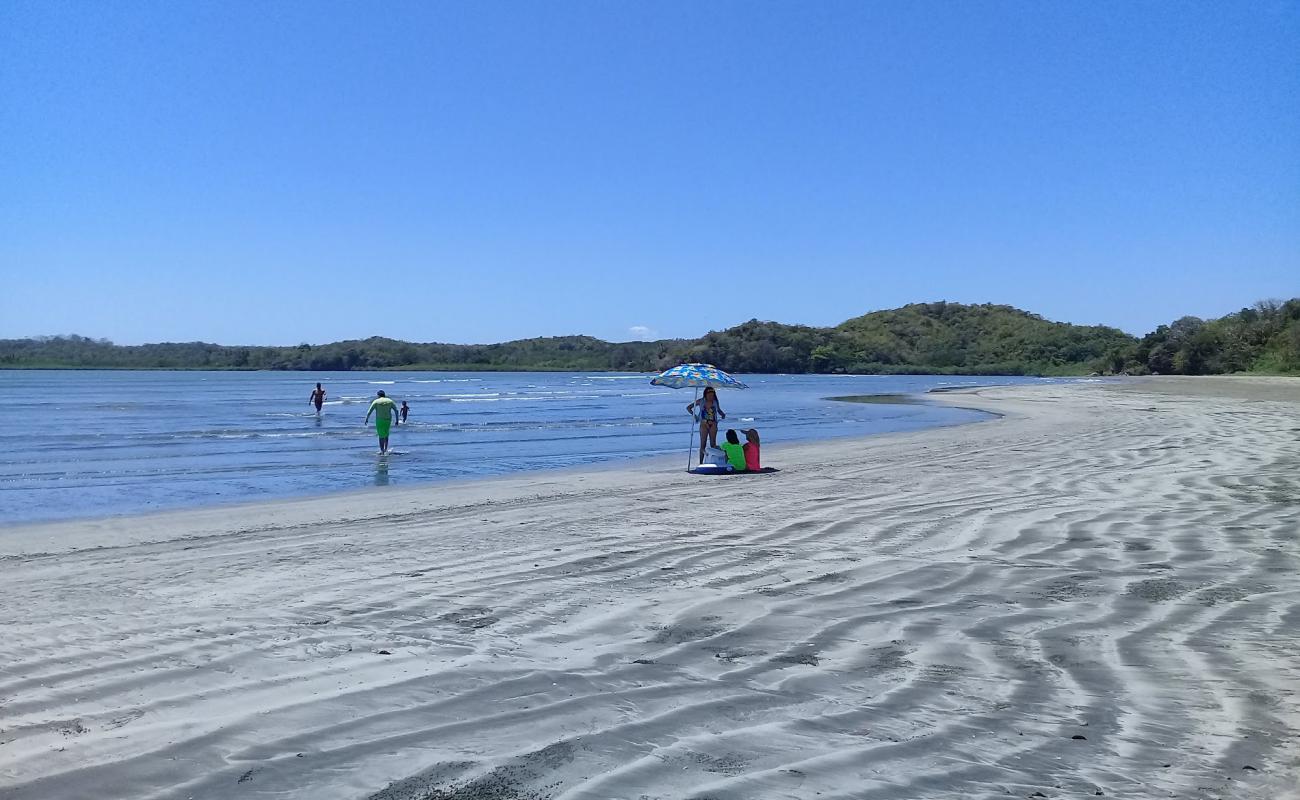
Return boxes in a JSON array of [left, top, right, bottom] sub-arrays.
[[686, 386, 726, 464]]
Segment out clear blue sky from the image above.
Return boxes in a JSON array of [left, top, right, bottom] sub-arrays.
[[2, 1, 1297, 345]]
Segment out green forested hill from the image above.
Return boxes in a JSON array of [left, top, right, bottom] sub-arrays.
[[678, 303, 1136, 375], [4, 299, 1297, 375], [834, 303, 1138, 374]]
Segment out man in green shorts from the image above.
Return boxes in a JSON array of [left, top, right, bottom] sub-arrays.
[[364, 390, 400, 454]]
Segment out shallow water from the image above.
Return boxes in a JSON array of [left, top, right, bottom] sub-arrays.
[[0, 371, 1067, 524]]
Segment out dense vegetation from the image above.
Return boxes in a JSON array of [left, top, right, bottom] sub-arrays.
[[4, 300, 1297, 376], [0, 334, 675, 373], [681, 303, 1137, 376], [1132, 299, 1300, 375]]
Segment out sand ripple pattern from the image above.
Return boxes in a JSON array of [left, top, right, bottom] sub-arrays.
[[1, 383, 1298, 799]]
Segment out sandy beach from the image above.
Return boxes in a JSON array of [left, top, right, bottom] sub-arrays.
[[1, 378, 1297, 800]]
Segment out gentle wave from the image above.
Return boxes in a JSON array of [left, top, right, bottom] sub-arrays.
[[0, 371, 1061, 524]]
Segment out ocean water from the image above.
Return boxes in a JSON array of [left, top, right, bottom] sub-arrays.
[[0, 371, 1065, 525]]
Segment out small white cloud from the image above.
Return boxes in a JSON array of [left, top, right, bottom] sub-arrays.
[[628, 325, 656, 341]]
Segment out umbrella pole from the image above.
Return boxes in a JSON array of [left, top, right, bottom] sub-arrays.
[[686, 386, 699, 473]]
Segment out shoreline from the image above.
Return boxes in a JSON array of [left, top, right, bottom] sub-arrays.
[[2, 377, 1298, 799], [4, 373, 1291, 555], [1, 386, 1006, 536], [0, 391, 1009, 558]]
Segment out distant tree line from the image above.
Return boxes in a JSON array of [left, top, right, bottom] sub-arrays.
[[3, 299, 1297, 376], [0, 334, 681, 372], [1132, 299, 1300, 375]]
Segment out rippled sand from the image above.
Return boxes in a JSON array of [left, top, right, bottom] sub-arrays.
[[2, 378, 1298, 799]]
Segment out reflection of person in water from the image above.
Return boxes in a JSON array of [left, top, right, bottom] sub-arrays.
[[309, 383, 326, 415]]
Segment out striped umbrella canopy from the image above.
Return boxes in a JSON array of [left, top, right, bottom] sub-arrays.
[[649, 363, 748, 390]]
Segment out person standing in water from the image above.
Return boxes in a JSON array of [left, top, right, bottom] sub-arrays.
[[400, 401, 409, 424], [686, 386, 725, 464], [365, 390, 400, 454], [309, 383, 327, 415]]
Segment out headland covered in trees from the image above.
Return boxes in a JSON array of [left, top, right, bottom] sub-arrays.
[[4, 300, 1298, 376]]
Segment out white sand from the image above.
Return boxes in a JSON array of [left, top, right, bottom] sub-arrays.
[[2, 378, 1298, 800]]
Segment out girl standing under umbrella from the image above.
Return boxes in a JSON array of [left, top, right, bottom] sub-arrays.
[[687, 386, 726, 464]]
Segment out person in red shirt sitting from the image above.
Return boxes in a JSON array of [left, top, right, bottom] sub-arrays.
[[742, 428, 761, 471]]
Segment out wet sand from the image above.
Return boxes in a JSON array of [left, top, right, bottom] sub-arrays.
[[1, 378, 1297, 799]]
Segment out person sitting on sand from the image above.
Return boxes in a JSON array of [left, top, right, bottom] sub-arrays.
[[742, 428, 761, 471], [400, 401, 409, 423], [686, 387, 726, 464], [721, 429, 748, 472]]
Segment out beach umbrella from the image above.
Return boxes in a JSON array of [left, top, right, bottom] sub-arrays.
[[650, 363, 748, 472]]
